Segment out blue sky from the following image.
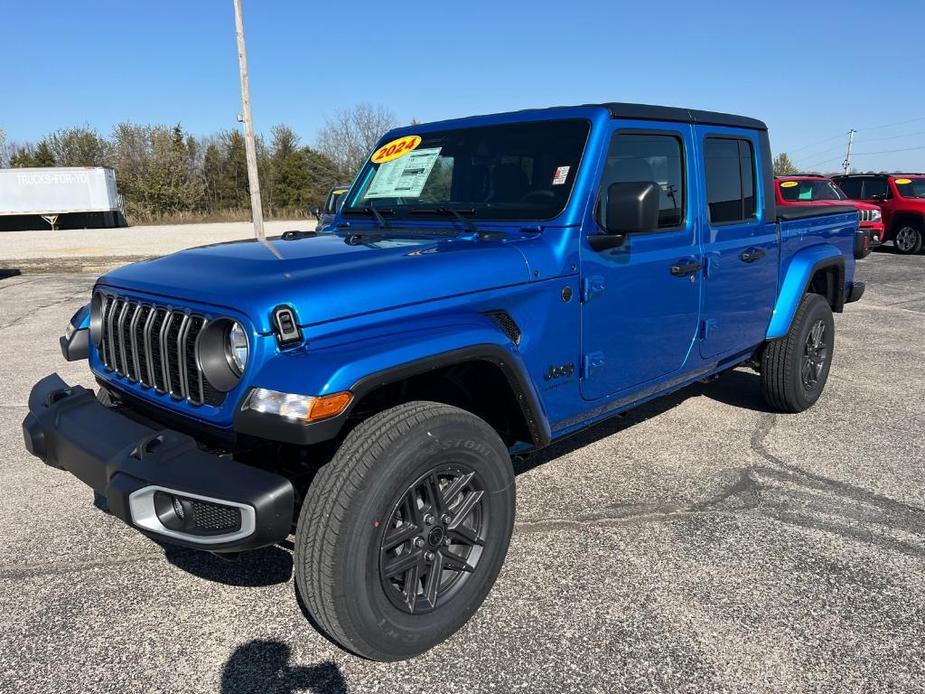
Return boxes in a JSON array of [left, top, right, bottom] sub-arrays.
[[2, 0, 924, 173]]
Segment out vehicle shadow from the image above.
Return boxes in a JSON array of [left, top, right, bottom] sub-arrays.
[[515, 368, 774, 476], [161, 542, 293, 587], [220, 640, 347, 694], [0, 268, 22, 280]]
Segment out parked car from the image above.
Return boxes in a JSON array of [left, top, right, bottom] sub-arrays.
[[24, 102, 863, 661], [775, 174, 883, 258], [832, 173, 925, 254], [314, 184, 349, 231]]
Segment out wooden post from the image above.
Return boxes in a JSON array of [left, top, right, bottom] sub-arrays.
[[232, 0, 266, 243]]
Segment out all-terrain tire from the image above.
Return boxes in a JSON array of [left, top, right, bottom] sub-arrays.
[[761, 293, 835, 413], [294, 401, 515, 661]]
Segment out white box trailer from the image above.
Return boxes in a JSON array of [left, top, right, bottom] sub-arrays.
[[0, 167, 125, 229]]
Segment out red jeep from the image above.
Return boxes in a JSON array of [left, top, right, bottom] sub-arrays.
[[832, 174, 925, 254], [775, 175, 883, 259]]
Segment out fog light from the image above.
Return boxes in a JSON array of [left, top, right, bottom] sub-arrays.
[[242, 388, 352, 422]]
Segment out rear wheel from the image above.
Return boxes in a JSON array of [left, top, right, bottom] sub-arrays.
[[294, 401, 515, 661], [761, 293, 835, 413], [893, 223, 923, 254]]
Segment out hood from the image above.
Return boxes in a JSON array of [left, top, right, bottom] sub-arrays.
[[781, 198, 879, 211], [99, 231, 531, 333]]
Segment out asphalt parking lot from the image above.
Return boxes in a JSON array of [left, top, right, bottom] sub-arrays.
[[0, 249, 923, 693]]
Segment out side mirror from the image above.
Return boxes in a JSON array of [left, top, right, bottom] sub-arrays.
[[591, 181, 660, 251], [870, 194, 886, 202], [311, 207, 321, 218]]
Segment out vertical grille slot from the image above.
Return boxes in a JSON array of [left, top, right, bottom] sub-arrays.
[[165, 311, 186, 399], [94, 293, 224, 407], [184, 316, 207, 405], [112, 299, 128, 375], [100, 295, 115, 369]]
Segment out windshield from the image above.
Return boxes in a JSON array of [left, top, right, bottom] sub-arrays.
[[778, 179, 846, 202], [345, 119, 590, 221], [323, 187, 348, 215], [894, 177, 925, 199]]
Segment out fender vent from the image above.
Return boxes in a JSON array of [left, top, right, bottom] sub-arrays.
[[485, 311, 521, 346]]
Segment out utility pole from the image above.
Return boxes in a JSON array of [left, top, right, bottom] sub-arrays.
[[232, 0, 266, 243], [842, 129, 856, 175]]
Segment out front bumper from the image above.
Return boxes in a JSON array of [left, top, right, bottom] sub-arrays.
[[22, 373, 294, 552]]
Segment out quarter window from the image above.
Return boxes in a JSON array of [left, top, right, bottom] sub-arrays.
[[597, 133, 685, 229], [862, 177, 889, 199], [704, 138, 757, 224]]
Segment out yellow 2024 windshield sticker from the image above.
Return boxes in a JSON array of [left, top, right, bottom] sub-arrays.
[[780, 180, 799, 188], [371, 135, 422, 164], [895, 178, 912, 185]]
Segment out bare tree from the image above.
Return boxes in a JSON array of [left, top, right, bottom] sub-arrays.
[[0, 128, 7, 167], [316, 103, 397, 177]]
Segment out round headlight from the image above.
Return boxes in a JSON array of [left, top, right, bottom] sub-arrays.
[[226, 321, 248, 376]]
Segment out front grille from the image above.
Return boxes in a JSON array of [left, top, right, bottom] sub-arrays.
[[858, 209, 878, 223], [97, 292, 217, 406]]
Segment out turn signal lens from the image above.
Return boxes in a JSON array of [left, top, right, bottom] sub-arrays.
[[243, 388, 352, 423], [309, 392, 353, 421]]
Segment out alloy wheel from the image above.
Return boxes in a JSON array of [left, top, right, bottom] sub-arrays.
[[379, 465, 487, 614], [801, 319, 828, 390], [895, 226, 919, 252]]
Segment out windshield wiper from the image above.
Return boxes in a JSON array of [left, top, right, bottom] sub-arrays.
[[409, 207, 479, 233], [343, 206, 395, 229]]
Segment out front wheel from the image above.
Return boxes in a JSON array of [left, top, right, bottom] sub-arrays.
[[893, 224, 923, 254], [295, 401, 515, 661], [761, 293, 835, 413]]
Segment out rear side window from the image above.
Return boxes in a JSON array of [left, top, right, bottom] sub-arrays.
[[862, 177, 889, 199], [835, 177, 862, 198], [704, 138, 757, 224], [597, 132, 685, 229]]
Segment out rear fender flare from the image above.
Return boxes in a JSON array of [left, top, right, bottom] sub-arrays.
[[766, 245, 844, 340]]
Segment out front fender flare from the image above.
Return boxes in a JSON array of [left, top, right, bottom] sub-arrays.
[[766, 245, 844, 340], [234, 314, 550, 448]]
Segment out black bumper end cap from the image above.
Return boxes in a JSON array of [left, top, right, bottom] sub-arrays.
[[22, 413, 47, 462], [846, 281, 865, 303], [60, 329, 89, 362]]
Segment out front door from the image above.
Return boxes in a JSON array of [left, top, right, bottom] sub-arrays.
[[580, 124, 702, 401], [696, 130, 778, 359]]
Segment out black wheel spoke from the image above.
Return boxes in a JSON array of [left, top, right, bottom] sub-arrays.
[[449, 523, 483, 547], [440, 549, 475, 573], [439, 471, 474, 510], [425, 473, 446, 516], [447, 490, 484, 529], [383, 549, 423, 579], [382, 522, 419, 551], [422, 551, 444, 607], [402, 558, 422, 612]]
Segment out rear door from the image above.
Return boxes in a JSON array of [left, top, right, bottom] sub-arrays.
[[579, 123, 701, 401], [696, 130, 778, 359]]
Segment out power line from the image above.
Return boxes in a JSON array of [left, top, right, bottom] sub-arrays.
[[859, 128, 925, 144], [786, 115, 925, 154], [852, 144, 925, 156], [856, 115, 925, 132]]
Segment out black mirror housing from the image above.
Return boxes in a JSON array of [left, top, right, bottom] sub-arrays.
[[605, 181, 660, 235]]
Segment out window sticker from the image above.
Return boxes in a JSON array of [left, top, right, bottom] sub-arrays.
[[798, 189, 813, 200], [332, 189, 346, 196], [552, 165, 570, 186], [780, 180, 799, 188], [371, 135, 422, 164], [895, 178, 912, 185], [364, 147, 442, 199]]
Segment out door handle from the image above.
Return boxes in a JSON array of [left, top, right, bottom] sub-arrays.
[[670, 258, 702, 277], [740, 247, 766, 263]]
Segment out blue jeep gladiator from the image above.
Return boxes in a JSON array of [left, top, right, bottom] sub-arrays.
[[23, 102, 864, 661]]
